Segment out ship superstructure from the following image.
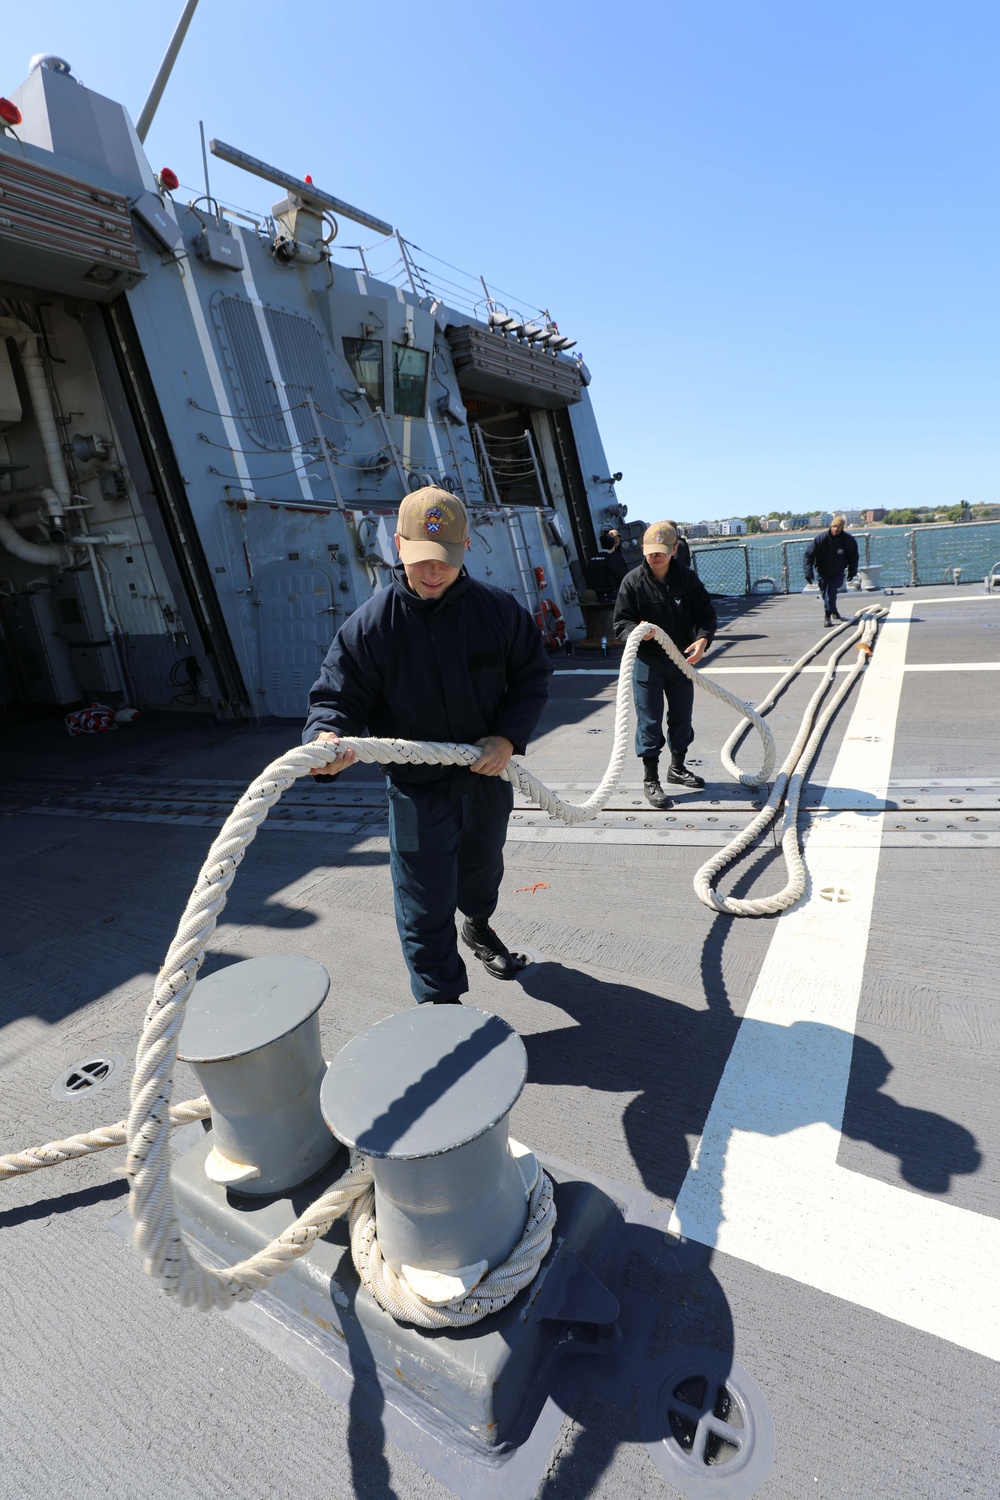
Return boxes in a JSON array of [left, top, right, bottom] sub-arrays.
[[0, 58, 623, 720]]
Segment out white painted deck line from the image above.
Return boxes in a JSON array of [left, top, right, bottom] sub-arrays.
[[907, 593, 1000, 604], [700, 661, 999, 675], [555, 661, 1000, 676], [669, 600, 1000, 1362]]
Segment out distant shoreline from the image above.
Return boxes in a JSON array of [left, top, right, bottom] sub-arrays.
[[687, 518, 998, 545]]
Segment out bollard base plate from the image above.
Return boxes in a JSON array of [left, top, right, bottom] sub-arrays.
[[121, 1131, 771, 1499], [168, 1131, 621, 1457]]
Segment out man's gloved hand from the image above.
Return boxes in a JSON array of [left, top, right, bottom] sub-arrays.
[[804, 572, 814, 584]]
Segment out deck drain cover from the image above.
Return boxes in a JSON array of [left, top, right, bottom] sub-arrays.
[[819, 885, 852, 903], [643, 1346, 775, 1497], [51, 1052, 126, 1101]]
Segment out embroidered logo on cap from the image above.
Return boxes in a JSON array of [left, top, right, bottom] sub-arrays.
[[397, 487, 468, 558]]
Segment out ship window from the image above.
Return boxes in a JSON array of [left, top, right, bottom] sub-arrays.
[[392, 344, 428, 418], [342, 337, 385, 411]]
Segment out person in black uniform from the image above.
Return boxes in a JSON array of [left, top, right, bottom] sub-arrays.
[[668, 522, 692, 570], [613, 520, 717, 809], [599, 528, 631, 589], [304, 487, 552, 1005], [803, 515, 859, 626]]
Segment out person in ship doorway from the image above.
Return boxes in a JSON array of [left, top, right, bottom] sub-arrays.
[[613, 520, 717, 810], [599, 527, 631, 589], [803, 515, 859, 626], [303, 487, 552, 1005]]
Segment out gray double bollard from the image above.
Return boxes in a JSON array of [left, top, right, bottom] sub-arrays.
[[179, 957, 531, 1294], [177, 955, 337, 1194], [321, 1006, 531, 1297]]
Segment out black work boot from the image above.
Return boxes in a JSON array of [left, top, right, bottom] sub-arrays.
[[642, 757, 673, 810], [461, 917, 528, 981], [824, 612, 833, 627], [666, 754, 705, 790]]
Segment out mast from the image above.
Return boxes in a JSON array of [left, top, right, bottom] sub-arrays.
[[136, 0, 201, 142]]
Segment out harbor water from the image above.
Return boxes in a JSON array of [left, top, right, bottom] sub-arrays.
[[690, 519, 1000, 594]]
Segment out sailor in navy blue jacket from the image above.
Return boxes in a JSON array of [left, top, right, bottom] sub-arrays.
[[803, 517, 859, 625], [303, 567, 550, 781], [304, 488, 552, 1004], [613, 520, 717, 806]]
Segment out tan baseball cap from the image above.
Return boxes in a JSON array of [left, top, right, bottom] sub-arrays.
[[396, 487, 469, 569], [642, 521, 678, 554]]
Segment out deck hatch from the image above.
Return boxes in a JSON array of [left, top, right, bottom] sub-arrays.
[[644, 1348, 775, 1497], [51, 1052, 126, 1101]]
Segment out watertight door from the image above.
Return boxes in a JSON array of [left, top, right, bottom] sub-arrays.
[[253, 561, 338, 718]]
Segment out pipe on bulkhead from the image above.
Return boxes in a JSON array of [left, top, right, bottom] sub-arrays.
[[72, 536, 131, 698], [4, 504, 46, 531], [0, 515, 73, 567], [4, 488, 69, 542], [0, 318, 73, 529], [17, 358, 72, 529]]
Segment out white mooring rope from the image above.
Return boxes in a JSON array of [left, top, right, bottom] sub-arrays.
[[2, 606, 886, 1321], [0, 1097, 211, 1180], [696, 605, 888, 914]]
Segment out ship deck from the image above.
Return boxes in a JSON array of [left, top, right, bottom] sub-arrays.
[[1, 582, 999, 1500]]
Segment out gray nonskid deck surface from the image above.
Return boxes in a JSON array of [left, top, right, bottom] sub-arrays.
[[1, 584, 998, 1499]]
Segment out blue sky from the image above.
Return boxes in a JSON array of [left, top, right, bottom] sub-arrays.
[[4, 2, 997, 522]]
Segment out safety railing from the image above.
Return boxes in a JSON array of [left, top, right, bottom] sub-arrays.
[[687, 545, 751, 597], [690, 520, 1000, 596]]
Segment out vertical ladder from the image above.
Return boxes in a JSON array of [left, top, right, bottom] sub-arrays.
[[522, 427, 549, 508], [472, 425, 501, 507], [507, 508, 542, 614], [472, 424, 544, 614]]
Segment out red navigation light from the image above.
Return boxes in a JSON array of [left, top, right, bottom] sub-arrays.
[[304, 175, 313, 184], [0, 98, 22, 127], [158, 167, 180, 192]]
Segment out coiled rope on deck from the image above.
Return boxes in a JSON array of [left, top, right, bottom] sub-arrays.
[[2, 607, 884, 1317], [694, 605, 888, 915]]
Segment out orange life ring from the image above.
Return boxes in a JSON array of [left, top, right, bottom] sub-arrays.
[[534, 598, 565, 651]]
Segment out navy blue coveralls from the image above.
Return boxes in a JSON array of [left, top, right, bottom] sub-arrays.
[[803, 529, 859, 617], [612, 560, 718, 761], [304, 566, 552, 1004]]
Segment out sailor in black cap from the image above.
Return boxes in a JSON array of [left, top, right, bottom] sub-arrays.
[[303, 488, 552, 1004]]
